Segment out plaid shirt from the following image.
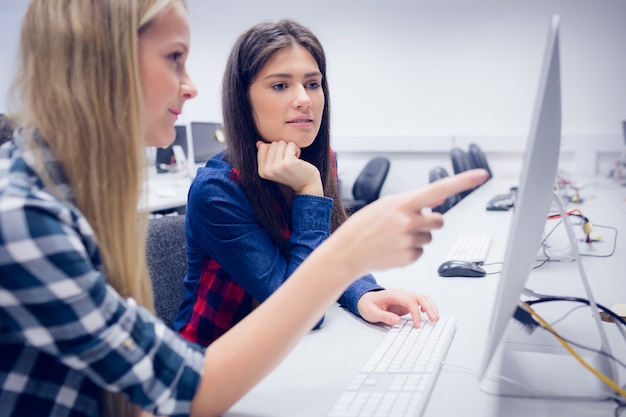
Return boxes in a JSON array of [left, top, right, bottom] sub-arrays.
[[174, 152, 382, 346], [0, 136, 205, 417]]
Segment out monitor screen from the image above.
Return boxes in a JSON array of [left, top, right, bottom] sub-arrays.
[[191, 121, 226, 164], [156, 125, 188, 173]]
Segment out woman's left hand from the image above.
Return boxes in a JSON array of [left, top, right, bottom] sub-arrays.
[[356, 289, 439, 328], [256, 140, 323, 196]]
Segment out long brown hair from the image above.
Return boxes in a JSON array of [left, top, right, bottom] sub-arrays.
[[222, 19, 347, 257], [13, 1, 185, 415]]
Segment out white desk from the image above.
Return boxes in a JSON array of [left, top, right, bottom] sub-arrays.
[[224, 178, 626, 417], [580, 177, 626, 216], [141, 168, 193, 214]]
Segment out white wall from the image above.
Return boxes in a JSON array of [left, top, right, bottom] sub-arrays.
[[180, 0, 625, 191], [0, 5, 24, 110], [179, 0, 626, 136], [1, 1, 624, 191]]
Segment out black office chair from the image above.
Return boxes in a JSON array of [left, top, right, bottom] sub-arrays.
[[428, 166, 460, 214], [450, 147, 473, 174], [342, 157, 391, 215], [468, 143, 493, 179], [145, 214, 187, 329], [449, 147, 475, 199]]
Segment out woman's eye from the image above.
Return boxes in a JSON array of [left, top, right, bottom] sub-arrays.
[[271, 83, 287, 91], [307, 81, 320, 89], [168, 51, 183, 62]]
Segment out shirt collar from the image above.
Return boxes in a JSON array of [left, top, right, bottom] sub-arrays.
[[13, 130, 76, 205]]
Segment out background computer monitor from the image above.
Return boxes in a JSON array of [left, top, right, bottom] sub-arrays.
[[479, 15, 616, 400], [190, 121, 226, 164], [156, 125, 188, 173]]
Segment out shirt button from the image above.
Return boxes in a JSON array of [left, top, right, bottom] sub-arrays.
[[122, 339, 135, 351]]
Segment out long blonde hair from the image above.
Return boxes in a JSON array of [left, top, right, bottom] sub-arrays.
[[13, 0, 185, 415]]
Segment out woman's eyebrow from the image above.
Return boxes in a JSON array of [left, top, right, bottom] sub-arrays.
[[263, 71, 322, 80]]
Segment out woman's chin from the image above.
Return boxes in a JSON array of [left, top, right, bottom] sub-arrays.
[[146, 132, 176, 149]]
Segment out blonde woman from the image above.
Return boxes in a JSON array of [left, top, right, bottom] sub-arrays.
[[0, 1, 488, 416]]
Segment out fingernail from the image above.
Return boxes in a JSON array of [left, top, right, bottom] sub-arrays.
[[473, 169, 488, 178]]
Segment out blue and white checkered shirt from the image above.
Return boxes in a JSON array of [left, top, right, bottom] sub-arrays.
[[0, 135, 205, 417]]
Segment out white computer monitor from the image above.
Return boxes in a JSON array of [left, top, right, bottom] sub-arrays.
[[478, 15, 616, 399]]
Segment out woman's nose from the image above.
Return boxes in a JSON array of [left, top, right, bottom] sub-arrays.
[[293, 85, 311, 109], [181, 71, 198, 100]]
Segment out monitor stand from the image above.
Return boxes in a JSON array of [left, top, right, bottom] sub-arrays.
[[479, 192, 619, 401], [479, 322, 616, 400]]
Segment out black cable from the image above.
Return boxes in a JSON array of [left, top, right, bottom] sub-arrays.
[[615, 398, 626, 417], [526, 296, 626, 328], [579, 223, 618, 258], [532, 218, 564, 269]]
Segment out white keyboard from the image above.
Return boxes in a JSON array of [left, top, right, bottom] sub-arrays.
[[444, 233, 492, 264], [327, 317, 456, 417]]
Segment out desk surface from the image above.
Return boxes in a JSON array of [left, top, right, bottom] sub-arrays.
[[141, 168, 193, 213], [225, 177, 626, 417]]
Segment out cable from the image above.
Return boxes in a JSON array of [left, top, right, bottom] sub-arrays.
[[578, 223, 618, 258], [513, 304, 626, 379], [533, 218, 568, 268], [548, 208, 595, 243], [521, 302, 626, 398], [555, 179, 585, 203], [615, 394, 626, 417], [535, 220, 618, 266], [441, 362, 540, 395], [522, 290, 626, 344], [475, 261, 504, 276], [549, 304, 588, 327], [526, 296, 626, 328]]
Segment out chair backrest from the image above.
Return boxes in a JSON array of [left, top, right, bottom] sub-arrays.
[[428, 166, 459, 214], [468, 143, 493, 179], [450, 147, 472, 174], [352, 157, 390, 203], [145, 215, 187, 329], [450, 148, 475, 199]]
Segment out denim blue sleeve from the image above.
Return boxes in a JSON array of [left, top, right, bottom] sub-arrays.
[[338, 275, 384, 318], [186, 166, 333, 305]]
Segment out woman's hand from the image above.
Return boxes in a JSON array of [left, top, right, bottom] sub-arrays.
[[357, 289, 439, 328], [256, 140, 323, 196], [323, 169, 490, 279]]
